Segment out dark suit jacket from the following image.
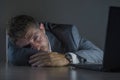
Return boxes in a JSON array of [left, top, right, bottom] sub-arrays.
[[8, 22, 103, 66]]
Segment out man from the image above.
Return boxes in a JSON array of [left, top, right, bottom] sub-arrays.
[[7, 15, 103, 67]]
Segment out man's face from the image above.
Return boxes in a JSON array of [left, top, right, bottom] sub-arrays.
[[15, 24, 49, 51]]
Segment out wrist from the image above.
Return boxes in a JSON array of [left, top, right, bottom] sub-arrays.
[[64, 56, 70, 65], [65, 52, 80, 64], [65, 53, 73, 64]]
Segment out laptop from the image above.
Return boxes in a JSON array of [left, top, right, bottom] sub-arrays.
[[71, 6, 120, 72]]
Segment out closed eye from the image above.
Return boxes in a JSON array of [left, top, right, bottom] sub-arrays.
[[33, 35, 39, 41]]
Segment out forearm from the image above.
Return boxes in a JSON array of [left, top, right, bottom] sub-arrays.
[[8, 47, 38, 66]]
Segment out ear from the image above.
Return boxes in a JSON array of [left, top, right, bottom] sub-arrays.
[[39, 23, 45, 33]]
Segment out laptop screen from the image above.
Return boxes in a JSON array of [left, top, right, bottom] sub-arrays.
[[103, 6, 120, 71]]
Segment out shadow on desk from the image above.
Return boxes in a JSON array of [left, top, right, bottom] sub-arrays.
[[0, 64, 120, 80]]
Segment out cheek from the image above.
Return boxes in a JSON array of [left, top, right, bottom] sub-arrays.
[[34, 38, 42, 47], [36, 40, 44, 46], [36, 35, 47, 43], [35, 40, 47, 48], [34, 35, 48, 46]]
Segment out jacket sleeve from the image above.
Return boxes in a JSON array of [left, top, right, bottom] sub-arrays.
[[48, 23, 103, 64], [71, 26, 103, 64], [8, 39, 38, 66]]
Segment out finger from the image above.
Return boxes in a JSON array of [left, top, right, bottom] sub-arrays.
[[30, 53, 39, 59], [31, 59, 51, 67], [29, 55, 50, 64], [29, 57, 40, 64], [31, 61, 41, 67], [37, 63, 45, 67], [30, 51, 48, 59]]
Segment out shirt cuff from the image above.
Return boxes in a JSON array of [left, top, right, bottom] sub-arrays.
[[67, 52, 79, 64]]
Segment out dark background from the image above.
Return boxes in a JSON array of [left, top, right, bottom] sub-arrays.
[[0, 0, 120, 63]]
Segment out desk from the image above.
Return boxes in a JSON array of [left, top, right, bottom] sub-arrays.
[[0, 64, 120, 80]]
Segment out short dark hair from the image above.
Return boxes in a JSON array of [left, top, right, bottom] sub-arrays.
[[7, 15, 38, 42]]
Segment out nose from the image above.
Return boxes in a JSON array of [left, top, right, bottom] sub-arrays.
[[29, 39, 36, 48], [29, 39, 34, 45]]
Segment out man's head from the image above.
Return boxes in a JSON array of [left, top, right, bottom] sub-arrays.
[[7, 15, 49, 51]]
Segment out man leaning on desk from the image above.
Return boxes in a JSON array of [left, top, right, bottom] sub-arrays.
[[7, 15, 103, 67]]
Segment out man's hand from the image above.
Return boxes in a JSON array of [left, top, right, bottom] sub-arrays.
[[29, 51, 69, 67]]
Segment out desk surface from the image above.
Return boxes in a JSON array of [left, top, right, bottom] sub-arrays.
[[0, 64, 120, 80]]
